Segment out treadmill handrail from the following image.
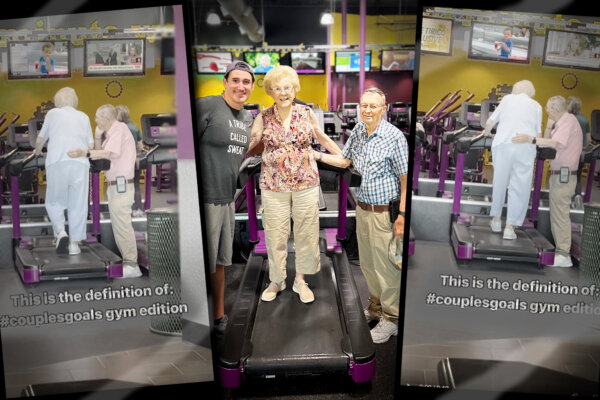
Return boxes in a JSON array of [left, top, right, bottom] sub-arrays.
[[0, 147, 19, 167]]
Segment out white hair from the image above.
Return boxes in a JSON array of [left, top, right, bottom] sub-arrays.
[[54, 87, 78, 108]]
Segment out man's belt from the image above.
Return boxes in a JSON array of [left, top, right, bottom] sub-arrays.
[[549, 170, 577, 175], [107, 179, 135, 186], [357, 200, 387, 213]]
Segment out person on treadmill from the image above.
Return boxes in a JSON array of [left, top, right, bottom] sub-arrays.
[[315, 87, 409, 344], [566, 96, 590, 202], [196, 60, 255, 336], [34, 87, 94, 255], [115, 104, 144, 217], [69, 104, 141, 278], [512, 96, 582, 267], [483, 80, 542, 240], [246, 65, 342, 304]]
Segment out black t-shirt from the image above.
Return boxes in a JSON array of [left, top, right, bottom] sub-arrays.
[[196, 95, 253, 204]]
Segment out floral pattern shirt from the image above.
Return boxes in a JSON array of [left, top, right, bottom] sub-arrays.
[[260, 104, 320, 192]]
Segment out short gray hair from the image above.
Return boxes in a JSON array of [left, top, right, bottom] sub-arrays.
[[361, 87, 386, 105], [546, 95, 567, 114], [566, 96, 582, 114], [511, 80, 535, 98], [54, 87, 78, 108], [115, 105, 132, 123], [96, 104, 117, 122]]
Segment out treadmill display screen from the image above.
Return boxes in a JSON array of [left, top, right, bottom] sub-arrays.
[[466, 104, 481, 123]]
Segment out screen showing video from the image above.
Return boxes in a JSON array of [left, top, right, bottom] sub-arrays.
[[335, 51, 372, 73], [195, 51, 233, 74], [381, 50, 415, 71], [468, 22, 531, 64], [84, 38, 145, 77], [8, 41, 70, 80], [543, 30, 600, 71], [290, 52, 325, 74], [243, 51, 280, 74]]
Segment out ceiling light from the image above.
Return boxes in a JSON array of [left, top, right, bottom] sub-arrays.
[[206, 10, 222, 26], [320, 11, 334, 25]]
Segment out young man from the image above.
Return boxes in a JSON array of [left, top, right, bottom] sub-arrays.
[[196, 61, 256, 336]]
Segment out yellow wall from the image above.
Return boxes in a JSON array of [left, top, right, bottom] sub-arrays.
[[0, 63, 176, 131], [194, 73, 328, 110], [417, 48, 599, 127]]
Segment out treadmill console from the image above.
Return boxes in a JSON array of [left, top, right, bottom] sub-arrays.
[[480, 100, 499, 127], [323, 112, 337, 138], [243, 104, 260, 120], [341, 103, 359, 131], [388, 102, 410, 131], [141, 114, 177, 148], [7, 124, 31, 149], [459, 102, 482, 129]]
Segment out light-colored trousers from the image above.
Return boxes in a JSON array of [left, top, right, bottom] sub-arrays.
[[261, 186, 320, 283], [491, 143, 536, 226], [356, 207, 401, 322], [549, 175, 576, 257], [107, 184, 137, 265], [45, 160, 89, 241]]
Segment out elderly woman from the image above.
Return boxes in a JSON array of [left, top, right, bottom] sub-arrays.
[[34, 87, 94, 255], [247, 65, 342, 303], [482, 79, 542, 239]]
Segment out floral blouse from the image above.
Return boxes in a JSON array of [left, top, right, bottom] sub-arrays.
[[259, 104, 320, 192]]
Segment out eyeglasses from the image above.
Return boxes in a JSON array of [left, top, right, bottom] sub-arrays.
[[360, 103, 384, 110], [272, 86, 294, 94]]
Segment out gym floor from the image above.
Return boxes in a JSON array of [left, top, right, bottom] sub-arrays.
[[399, 165, 600, 397]]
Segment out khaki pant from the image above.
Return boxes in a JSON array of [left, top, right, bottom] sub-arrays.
[[262, 186, 320, 283], [107, 184, 137, 265], [356, 206, 401, 322], [549, 175, 576, 257]]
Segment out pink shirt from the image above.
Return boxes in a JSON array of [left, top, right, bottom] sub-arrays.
[[549, 112, 583, 171], [259, 104, 320, 192], [102, 120, 137, 181]]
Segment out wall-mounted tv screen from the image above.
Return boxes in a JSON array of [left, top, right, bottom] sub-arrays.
[[542, 29, 600, 71], [84, 38, 145, 77], [161, 38, 175, 75], [290, 52, 325, 74], [243, 51, 280, 74], [335, 51, 371, 73], [7, 41, 70, 80], [381, 50, 415, 71], [195, 51, 232, 74], [468, 22, 531, 64]]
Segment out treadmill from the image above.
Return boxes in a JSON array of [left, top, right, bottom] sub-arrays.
[[218, 157, 375, 388], [136, 113, 177, 270], [450, 133, 556, 267], [9, 120, 122, 284]]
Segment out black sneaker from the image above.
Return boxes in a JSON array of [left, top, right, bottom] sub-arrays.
[[214, 314, 229, 336]]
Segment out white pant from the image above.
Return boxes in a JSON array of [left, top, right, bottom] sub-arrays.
[[490, 143, 536, 226], [45, 161, 90, 241]]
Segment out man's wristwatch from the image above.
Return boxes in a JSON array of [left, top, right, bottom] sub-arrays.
[[86, 151, 91, 158], [398, 211, 406, 217], [532, 137, 536, 145]]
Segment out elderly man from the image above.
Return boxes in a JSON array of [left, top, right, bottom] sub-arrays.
[[35, 87, 94, 255], [69, 104, 140, 278], [196, 60, 255, 335], [566, 96, 590, 200], [318, 87, 409, 344], [513, 96, 583, 267]]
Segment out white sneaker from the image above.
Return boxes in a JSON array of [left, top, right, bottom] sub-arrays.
[[293, 279, 314, 303], [503, 227, 517, 240], [370, 318, 398, 344], [489, 217, 502, 233], [120, 264, 143, 278], [550, 254, 573, 268], [364, 307, 382, 323], [68, 242, 81, 255], [261, 281, 286, 302], [55, 231, 69, 254]]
